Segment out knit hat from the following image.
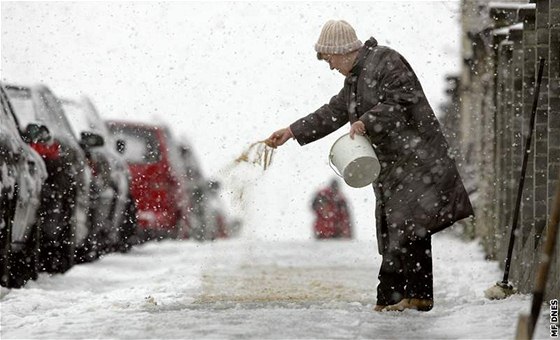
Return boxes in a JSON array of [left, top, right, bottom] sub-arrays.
[[315, 20, 362, 57]]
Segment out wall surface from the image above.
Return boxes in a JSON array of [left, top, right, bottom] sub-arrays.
[[446, 0, 559, 299]]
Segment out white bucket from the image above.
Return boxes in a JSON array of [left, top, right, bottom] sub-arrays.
[[329, 133, 380, 188]]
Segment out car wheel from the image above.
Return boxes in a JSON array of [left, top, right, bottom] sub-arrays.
[[118, 194, 138, 252], [0, 187, 17, 287], [75, 227, 99, 264], [59, 194, 76, 273], [29, 222, 41, 281], [8, 222, 40, 288], [190, 223, 205, 242], [45, 193, 76, 274]]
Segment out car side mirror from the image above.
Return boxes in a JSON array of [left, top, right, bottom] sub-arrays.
[[80, 131, 104, 148], [24, 123, 51, 143], [116, 139, 126, 154]]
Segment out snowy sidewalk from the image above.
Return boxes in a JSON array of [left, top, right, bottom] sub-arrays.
[[0, 231, 552, 339]]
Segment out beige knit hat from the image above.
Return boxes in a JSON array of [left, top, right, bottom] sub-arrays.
[[315, 20, 362, 56]]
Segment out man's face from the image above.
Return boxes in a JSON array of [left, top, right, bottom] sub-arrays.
[[321, 53, 354, 76]]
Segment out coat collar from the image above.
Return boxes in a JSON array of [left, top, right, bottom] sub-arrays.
[[349, 37, 378, 78]]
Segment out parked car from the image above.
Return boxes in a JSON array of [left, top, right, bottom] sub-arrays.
[[5, 84, 92, 273], [185, 182, 219, 241], [0, 84, 48, 288], [176, 143, 221, 241], [61, 97, 137, 259], [177, 142, 204, 185], [206, 180, 233, 239], [106, 121, 190, 241]]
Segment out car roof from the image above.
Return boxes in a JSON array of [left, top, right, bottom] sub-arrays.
[[4, 83, 51, 94], [106, 120, 167, 132]]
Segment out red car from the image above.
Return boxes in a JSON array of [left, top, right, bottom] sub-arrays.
[[106, 121, 190, 241]]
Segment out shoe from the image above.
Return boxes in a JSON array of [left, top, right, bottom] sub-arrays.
[[383, 298, 433, 312], [373, 304, 386, 312]]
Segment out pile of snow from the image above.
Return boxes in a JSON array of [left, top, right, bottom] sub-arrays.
[[0, 233, 551, 339]]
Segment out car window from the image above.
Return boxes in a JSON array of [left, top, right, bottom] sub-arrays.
[[82, 102, 112, 137], [40, 90, 77, 140], [0, 87, 26, 150], [0, 90, 14, 128], [108, 126, 161, 164], [62, 101, 95, 138], [0, 88, 11, 120], [5, 88, 38, 133], [163, 128, 184, 173]]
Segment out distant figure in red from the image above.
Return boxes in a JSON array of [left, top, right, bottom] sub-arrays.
[[312, 179, 352, 239]]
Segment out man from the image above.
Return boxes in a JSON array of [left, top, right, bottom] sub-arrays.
[[265, 20, 473, 312]]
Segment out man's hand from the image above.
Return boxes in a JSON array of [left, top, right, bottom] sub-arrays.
[[265, 127, 293, 148], [349, 121, 367, 139]]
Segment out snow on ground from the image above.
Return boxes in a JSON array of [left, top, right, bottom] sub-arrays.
[[0, 3, 555, 339], [0, 230, 551, 340]]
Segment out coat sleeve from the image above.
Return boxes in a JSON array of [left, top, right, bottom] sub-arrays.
[[358, 52, 424, 146], [289, 87, 349, 146]]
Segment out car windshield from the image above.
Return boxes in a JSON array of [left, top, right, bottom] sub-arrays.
[[108, 126, 161, 164], [0, 89, 21, 133], [6, 87, 76, 141], [5, 88, 37, 133], [40, 90, 77, 139]]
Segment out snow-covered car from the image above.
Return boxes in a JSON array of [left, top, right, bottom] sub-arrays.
[[184, 180, 219, 241], [5, 84, 92, 273], [106, 121, 190, 241], [176, 142, 218, 241], [0, 84, 48, 288], [61, 97, 137, 259], [206, 180, 237, 239], [176, 142, 238, 240], [177, 142, 204, 184]]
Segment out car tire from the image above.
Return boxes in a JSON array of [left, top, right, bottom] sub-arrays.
[[75, 228, 99, 264], [9, 222, 40, 288], [118, 194, 138, 252], [44, 193, 76, 274], [59, 194, 76, 273], [0, 186, 17, 288], [29, 222, 41, 281]]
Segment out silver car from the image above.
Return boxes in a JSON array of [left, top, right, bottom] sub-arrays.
[[61, 96, 137, 258], [0, 83, 47, 288]]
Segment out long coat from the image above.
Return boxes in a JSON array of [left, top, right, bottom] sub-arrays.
[[290, 37, 473, 254]]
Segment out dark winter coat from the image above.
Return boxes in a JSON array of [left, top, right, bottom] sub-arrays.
[[290, 37, 474, 253]]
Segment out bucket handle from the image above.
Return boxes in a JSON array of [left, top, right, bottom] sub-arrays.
[[328, 152, 344, 178]]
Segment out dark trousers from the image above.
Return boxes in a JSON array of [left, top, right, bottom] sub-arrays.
[[376, 235, 433, 305]]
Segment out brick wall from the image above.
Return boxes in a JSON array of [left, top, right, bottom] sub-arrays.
[[547, 0, 560, 301], [446, 0, 560, 299]]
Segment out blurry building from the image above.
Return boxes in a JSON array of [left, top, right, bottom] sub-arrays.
[[441, 0, 559, 298]]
